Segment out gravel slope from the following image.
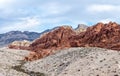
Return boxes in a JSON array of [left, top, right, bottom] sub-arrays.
[[22, 47, 120, 76], [0, 47, 30, 76], [22, 47, 93, 76], [59, 48, 120, 76]]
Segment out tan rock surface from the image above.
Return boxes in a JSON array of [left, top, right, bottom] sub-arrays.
[[8, 40, 31, 50]]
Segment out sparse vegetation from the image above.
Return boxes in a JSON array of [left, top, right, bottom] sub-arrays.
[[12, 60, 45, 76]]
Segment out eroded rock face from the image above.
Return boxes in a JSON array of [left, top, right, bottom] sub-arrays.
[[70, 22, 120, 50], [30, 26, 75, 50], [25, 26, 76, 61]]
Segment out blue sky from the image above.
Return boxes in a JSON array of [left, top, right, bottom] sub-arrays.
[[0, 0, 120, 33]]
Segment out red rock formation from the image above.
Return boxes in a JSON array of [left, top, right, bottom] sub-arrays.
[[8, 22, 120, 61], [28, 22, 120, 60], [30, 26, 75, 51], [69, 22, 120, 50], [25, 26, 76, 61]]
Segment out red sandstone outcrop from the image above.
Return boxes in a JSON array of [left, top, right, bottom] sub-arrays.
[[69, 22, 120, 50], [27, 22, 120, 60], [25, 26, 76, 60], [30, 26, 75, 50]]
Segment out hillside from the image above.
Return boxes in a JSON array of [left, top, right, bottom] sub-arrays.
[[22, 47, 120, 76]]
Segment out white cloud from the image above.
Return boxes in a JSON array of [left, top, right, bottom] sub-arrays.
[[0, 0, 12, 5], [1, 0, 120, 33], [40, 2, 71, 17], [99, 18, 113, 23], [1, 17, 41, 32], [0, 0, 16, 8], [41, 17, 67, 24], [0, 0, 19, 18], [87, 4, 120, 13]]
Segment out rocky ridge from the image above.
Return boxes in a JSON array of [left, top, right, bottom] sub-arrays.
[[25, 26, 76, 61], [9, 22, 120, 61], [28, 22, 120, 60], [69, 22, 120, 50]]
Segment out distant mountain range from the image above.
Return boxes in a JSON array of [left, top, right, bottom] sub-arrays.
[[0, 31, 41, 46]]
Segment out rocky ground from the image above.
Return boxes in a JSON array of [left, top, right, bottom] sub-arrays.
[[1, 47, 120, 76], [0, 47, 45, 76], [58, 48, 120, 76], [22, 47, 120, 76], [0, 47, 30, 76]]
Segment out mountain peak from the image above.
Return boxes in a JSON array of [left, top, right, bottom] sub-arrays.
[[75, 24, 88, 33], [107, 21, 118, 27]]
